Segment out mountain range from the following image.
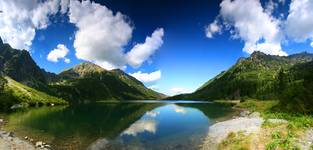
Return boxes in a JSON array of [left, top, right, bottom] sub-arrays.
[[0, 37, 164, 110], [1, 36, 313, 113], [169, 51, 313, 112]]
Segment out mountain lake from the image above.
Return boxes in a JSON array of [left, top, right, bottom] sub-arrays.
[[2, 100, 238, 150]]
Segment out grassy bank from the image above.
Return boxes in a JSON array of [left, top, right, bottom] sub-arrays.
[[0, 77, 67, 111], [235, 99, 313, 128], [216, 99, 313, 150]]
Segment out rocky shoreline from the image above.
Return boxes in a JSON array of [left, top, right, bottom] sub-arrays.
[[200, 110, 313, 150], [200, 111, 264, 150], [0, 118, 51, 150]]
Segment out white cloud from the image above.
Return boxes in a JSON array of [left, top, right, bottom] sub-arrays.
[[0, 0, 164, 69], [169, 87, 192, 96], [69, 0, 164, 70], [122, 120, 157, 136], [47, 44, 70, 63], [64, 58, 70, 63], [0, 0, 67, 50], [286, 0, 313, 42], [243, 42, 286, 56], [206, 0, 287, 56], [126, 28, 164, 68], [205, 20, 221, 38], [69, 0, 132, 69], [311, 41, 313, 48], [265, 0, 278, 15], [60, 0, 69, 14], [129, 70, 161, 83], [145, 111, 160, 118], [174, 106, 187, 114]]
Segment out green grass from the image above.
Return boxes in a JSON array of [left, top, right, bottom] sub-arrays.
[[217, 99, 313, 149], [266, 131, 300, 150], [236, 99, 279, 113], [236, 99, 313, 129], [218, 131, 252, 150], [0, 77, 67, 111]]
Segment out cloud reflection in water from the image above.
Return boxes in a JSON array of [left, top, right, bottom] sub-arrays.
[[122, 120, 157, 136]]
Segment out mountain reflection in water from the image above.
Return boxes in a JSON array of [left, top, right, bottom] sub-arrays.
[[5, 101, 237, 150]]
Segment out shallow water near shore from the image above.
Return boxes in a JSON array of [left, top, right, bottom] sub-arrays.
[[3, 101, 237, 150]]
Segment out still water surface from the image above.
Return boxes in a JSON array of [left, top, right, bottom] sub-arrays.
[[5, 101, 237, 150]]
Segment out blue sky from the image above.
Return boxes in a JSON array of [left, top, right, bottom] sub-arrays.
[[0, 0, 313, 96]]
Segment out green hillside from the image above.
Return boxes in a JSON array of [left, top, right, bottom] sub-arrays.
[[169, 52, 313, 101], [0, 40, 55, 89], [0, 38, 164, 108], [277, 61, 313, 113], [0, 76, 67, 111], [48, 62, 164, 103]]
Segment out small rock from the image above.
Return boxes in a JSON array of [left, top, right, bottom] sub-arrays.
[[8, 132, 14, 137], [0, 131, 6, 137], [10, 104, 23, 109], [249, 112, 261, 118], [30, 138, 34, 142], [240, 110, 250, 117], [24, 136, 28, 140], [36, 141, 43, 147], [0, 119, 4, 122]]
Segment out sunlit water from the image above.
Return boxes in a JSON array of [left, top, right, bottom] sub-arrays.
[[4, 101, 237, 150]]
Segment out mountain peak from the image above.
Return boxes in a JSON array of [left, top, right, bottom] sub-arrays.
[[251, 51, 266, 57], [72, 62, 106, 73], [111, 69, 124, 74], [73, 62, 105, 72], [0, 37, 3, 45], [59, 62, 106, 78]]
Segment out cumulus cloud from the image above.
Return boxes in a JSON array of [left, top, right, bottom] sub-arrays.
[[126, 28, 164, 68], [0, 0, 163, 69], [122, 120, 157, 136], [69, 0, 132, 69], [0, 0, 67, 50], [69, 0, 164, 70], [285, 0, 313, 42], [265, 0, 278, 15], [47, 44, 70, 63], [205, 20, 221, 38], [206, 0, 287, 56], [60, 0, 69, 14], [129, 70, 161, 83], [311, 42, 313, 48]]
